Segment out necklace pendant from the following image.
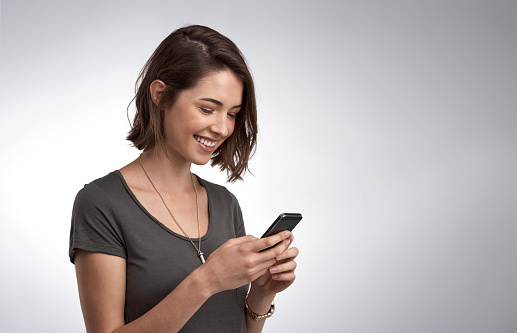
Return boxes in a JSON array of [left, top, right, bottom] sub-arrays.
[[198, 252, 206, 264]]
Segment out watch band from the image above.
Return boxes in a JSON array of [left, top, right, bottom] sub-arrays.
[[244, 294, 275, 321]]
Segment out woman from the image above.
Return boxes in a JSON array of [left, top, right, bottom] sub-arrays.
[[69, 25, 299, 332]]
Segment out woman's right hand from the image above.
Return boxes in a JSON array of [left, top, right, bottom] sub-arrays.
[[199, 231, 292, 294]]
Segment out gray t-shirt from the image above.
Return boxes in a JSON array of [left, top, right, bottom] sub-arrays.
[[69, 171, 248, 332]]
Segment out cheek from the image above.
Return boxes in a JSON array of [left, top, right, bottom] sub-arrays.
[[161, 117, 173, 141], [227, 120, 236, 136]]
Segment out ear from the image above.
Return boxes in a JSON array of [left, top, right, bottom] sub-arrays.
[[150, 80, 166, 107]]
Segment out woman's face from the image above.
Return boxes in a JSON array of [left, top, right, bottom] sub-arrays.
[[162, 70, 243, 166]]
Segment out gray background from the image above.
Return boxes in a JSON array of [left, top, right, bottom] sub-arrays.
[[1, 0, 516, 332]]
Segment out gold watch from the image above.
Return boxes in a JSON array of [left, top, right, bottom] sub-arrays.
[[244, 294, 275, 321]]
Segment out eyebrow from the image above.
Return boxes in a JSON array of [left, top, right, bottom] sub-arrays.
[[199, 98, 242, 110]]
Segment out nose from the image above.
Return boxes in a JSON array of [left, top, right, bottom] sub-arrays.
[[210, 113, 230, 138]]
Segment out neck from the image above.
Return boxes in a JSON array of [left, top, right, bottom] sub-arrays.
[[140, 148, 193, 193]]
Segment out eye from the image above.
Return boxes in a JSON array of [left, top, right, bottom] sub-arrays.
[[200, 107, 213, 115], [228, 113, 237, 119]]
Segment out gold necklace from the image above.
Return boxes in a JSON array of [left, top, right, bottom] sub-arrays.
[[139, 154, 205, 264]]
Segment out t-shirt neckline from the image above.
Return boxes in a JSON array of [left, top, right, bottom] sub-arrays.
[[113, 170, 212, 242]]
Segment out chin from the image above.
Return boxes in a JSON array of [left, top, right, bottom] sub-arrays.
[[191, 156, 212, 166]]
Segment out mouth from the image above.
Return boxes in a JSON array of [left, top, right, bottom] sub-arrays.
[[194, 135, 217, 148]]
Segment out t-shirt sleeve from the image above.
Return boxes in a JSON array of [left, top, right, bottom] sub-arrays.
[[229, 191, 246, 238], [69, 182, 127, 263]]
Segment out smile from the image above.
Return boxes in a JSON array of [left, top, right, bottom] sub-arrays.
[[194, 135, 217, 148]]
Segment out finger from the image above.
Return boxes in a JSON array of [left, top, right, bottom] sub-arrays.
[[275, 246, 299, 261], [253, 230, 291, 252], [288, 234, 295, 245], [226, 234, 257, 246], [284, 234, 295, 250], [251, 259, 276, 280], [269, 260, 297, 275], [271, 271, 296, 281], [258, 237, 291, 261], [273, 253, 297, 268]]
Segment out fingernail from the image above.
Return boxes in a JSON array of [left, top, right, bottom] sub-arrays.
[[272, 274, 278, 279], [286, 239, 291, 246], [284, 231, 291, 237], [270, 266, 278, 273], [276, 254, 282, 260]]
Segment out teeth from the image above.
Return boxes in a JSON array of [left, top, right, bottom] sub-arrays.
[[195, 135, 216, 147]]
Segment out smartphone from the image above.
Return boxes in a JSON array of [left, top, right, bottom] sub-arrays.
[[260, 213, 302, 251]]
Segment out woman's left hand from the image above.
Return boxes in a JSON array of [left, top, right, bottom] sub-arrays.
[[250, 234, 299, 298]]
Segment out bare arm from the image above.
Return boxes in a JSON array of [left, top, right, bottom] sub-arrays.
[[74, 231, 293, 332], [75, 250, 211, 333]]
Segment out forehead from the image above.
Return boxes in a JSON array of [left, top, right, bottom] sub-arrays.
[[183, 70, 244, 105]]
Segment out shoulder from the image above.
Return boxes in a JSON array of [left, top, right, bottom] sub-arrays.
[[73, 171, 126, 212], [87, 171, 125, 193], [70, 171, 128, 263], [196, 175, 239, 205]]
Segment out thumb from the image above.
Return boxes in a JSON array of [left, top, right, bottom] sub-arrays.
[[227, 234, 257, 246]]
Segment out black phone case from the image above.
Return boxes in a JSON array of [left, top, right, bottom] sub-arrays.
[[259, 213, 302, 252], [261, 213, 303, 238]]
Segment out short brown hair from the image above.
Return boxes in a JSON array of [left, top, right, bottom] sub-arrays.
[[127, 25, 258, 182]]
